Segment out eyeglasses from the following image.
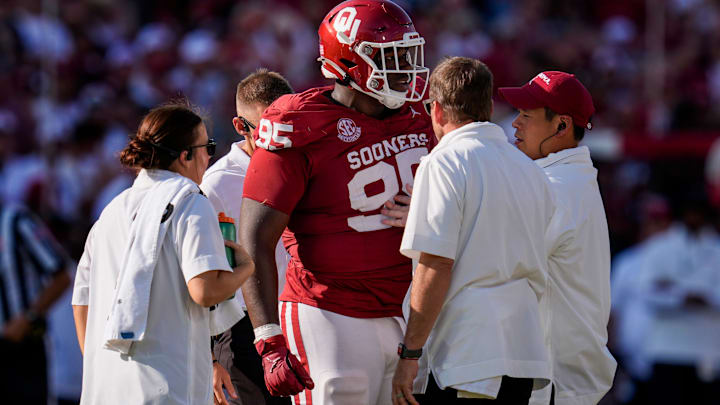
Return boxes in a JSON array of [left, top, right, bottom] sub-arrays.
[[237, 116, 256, 133], [188, 138, 217, 157], [422, 98, 434, 116]]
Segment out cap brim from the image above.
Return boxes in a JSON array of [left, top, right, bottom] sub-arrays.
[[498, 86, 545, 110]]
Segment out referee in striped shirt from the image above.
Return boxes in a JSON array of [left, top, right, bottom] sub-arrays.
[[0, 203, 70, 402]]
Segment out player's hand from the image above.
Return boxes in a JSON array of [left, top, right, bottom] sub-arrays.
[[213, 361, 238, 405], [255, 335, 315, 396], [381, 184, 413, 228], [392, 359, 419, 405]]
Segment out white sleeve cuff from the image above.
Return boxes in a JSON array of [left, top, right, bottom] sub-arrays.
[[71, 286, 89, 306], [401, 233, 457, 261]]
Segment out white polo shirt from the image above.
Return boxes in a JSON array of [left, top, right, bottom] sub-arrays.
[[201, 141, 289, 307], [72, 169, 231, 405], [536, 146, 617, 405], [401, 121, 555, 396]]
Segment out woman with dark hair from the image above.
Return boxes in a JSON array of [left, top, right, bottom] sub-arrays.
[[71, 101, 254, 404]]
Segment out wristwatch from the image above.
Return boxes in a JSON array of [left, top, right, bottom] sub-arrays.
[[397, 343, 422, 360]]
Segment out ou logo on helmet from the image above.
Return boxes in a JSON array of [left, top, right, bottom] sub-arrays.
[[334, 7, 362, 45]]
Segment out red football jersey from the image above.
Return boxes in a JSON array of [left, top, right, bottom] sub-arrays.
[[243, 86, 435, 318]]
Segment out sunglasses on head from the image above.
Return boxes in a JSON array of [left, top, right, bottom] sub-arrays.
[[238, 116, 256, 133]]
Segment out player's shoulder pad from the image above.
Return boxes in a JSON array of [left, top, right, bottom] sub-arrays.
[[253, 86, 340, 151]]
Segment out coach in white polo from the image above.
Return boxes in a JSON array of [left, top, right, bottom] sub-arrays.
[[391, 57, 556, 405], [499, 71, 617, 405]]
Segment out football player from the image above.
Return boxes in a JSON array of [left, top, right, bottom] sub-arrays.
[[239, 1, 435, 404]]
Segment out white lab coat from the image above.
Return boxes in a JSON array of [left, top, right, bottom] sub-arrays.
[[72, 169, 231, 404]]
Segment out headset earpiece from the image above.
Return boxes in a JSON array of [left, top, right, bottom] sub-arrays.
[[185, 148, 193, 161], [540, 121, 567, 157]]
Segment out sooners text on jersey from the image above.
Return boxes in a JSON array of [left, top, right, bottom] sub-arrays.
[[243, 86, 435, 318]]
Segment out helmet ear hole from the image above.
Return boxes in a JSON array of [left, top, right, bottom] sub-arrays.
[[340, 58, 357, 69]]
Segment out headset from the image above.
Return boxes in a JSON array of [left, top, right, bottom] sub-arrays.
[[538, 122, 566, 158]]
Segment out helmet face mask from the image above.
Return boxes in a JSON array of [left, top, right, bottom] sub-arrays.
[[318, 0, 429, 109], [356, 33, 428, 108]]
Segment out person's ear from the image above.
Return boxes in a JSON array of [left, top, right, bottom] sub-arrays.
[[557, 116, 571, 135], [178, 149, 191, 163], [232, 117, 244, 136], [432, 101, 445, 125]]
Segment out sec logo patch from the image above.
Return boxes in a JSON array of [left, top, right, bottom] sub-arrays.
[[337, 118, 361, 143]]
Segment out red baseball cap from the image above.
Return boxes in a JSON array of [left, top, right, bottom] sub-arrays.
[[498, 71, 595, 130]]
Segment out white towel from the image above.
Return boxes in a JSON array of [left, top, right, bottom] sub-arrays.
[[103, 173, 199, 354], [209, 294, 245, 336]]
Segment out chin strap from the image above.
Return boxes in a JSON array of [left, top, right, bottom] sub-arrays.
[[348, 81, 405, 109], [320, 56, 408, 110]]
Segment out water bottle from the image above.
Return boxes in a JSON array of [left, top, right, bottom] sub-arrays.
[[218, 212, 236, 268]]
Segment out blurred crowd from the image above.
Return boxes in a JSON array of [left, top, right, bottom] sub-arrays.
[[1, 0, 719, 403]]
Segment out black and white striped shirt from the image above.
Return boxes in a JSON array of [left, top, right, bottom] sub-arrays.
[[0, 203, 66, 328]]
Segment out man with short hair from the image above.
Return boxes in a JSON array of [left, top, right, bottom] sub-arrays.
[[392, 57, 555, 405], [201, 68, 294, 405], [499, 71, 617, 405]]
